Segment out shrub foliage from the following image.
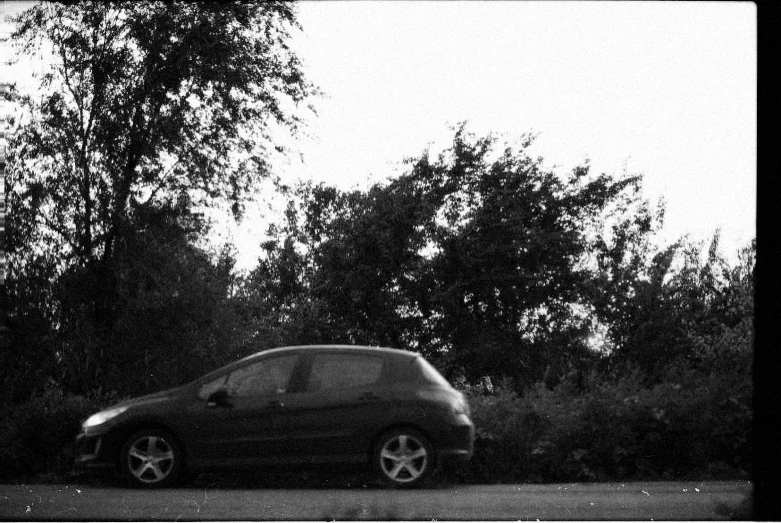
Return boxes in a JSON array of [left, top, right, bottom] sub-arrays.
[[451, 368, 751, 484], [0, 387, 101, 481]]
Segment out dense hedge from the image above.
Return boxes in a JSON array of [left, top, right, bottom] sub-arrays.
[[0, 368, 750, 485], [448, 368, 752, 484], [0, 388, 100, 481]]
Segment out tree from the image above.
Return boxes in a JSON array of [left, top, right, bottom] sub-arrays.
[[668, 234, 754, 376], [3, 2, 314, 397], [592, 226, 755, 382], [582, 182, 672, 378], [9, 1, 312, 267], [407, 128, 641, 384], [51, 200, 245, 396], [237, 199, 334, 350], [250, 125, 649, 386]]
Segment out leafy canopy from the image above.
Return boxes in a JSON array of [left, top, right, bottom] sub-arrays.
[[248, 125, 648, 383], [1, 1, 314, 399], [9, 1, 314, 266]]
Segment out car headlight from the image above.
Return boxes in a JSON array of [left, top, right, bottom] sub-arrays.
[[83, 406, 129, 429]]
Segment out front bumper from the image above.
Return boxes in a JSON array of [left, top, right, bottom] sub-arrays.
[[74, 431, 118, 471]]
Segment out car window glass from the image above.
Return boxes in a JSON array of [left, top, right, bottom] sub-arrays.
[[198, 375, 227, 400], [226, 355, 297, 397], [307, 354, 383, 392]]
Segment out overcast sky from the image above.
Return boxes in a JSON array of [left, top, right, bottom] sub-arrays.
[[1, 2, 757, 272], [260, 1, 756, 268]]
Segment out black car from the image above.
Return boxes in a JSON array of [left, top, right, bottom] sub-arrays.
[[75, 345, 474, 488]]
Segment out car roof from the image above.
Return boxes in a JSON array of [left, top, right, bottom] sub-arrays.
[[242, 344, 418, 362]]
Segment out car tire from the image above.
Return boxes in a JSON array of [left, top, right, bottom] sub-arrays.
[[120, 428, 183, 488], [373, 428, 435, 488]]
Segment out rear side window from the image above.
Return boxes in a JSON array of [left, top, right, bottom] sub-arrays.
[[414, 357, 451, 388], [306, 354, 383, 392]]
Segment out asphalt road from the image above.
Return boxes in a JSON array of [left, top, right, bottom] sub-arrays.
[[0, 480, 751, 520]]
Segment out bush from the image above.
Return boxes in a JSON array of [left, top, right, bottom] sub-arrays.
[[449, 381, 549, 483], [0, 369, 751, 484], [0, 386, 101, 481], [448, 369, 751, 484]]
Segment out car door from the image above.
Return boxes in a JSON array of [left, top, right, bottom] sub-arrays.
[[183, 354, 301, 466], [278, 351, 391, 462]]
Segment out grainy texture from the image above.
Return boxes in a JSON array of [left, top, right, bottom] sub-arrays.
[[0, 480, 751, 520]]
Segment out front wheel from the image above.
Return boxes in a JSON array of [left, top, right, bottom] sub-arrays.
[[120, 429, 183, 488], [373, 428, 435, 488]]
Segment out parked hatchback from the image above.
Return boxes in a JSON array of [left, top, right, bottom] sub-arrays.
[[75, 345, 474, 488]]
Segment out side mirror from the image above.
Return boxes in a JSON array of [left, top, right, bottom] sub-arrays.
[[207, 388, 232, 408]]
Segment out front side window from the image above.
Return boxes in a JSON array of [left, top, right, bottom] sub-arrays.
[[219, 355, 298, 398], [198, 355, 297, 399], [306, 354, 383, 392], [196, 355, 298, 400]]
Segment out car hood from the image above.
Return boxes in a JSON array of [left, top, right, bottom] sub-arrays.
[[114, 386, 184, 409]]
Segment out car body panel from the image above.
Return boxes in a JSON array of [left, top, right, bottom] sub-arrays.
[[75, 345, 474, 476]]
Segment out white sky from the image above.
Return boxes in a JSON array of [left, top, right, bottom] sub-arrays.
[[1, 2, 757, 272]]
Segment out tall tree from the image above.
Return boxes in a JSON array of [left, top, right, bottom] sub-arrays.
[[9, 1, 312, 267], [407, 128, 641, 383], [590, 224, 755, 382], [251, 126, 650, 386], [3, 2, 314, 397]]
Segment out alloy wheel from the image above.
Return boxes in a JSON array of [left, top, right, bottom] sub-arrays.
[[377, 432, 430, 485], [122, 431, 180, 487]]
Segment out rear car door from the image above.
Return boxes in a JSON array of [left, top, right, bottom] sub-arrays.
[[279, 351, 391, 462]]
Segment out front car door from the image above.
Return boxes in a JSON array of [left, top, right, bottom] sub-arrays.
[[183, 353, 302, 467]]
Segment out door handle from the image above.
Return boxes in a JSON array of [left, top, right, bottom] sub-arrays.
[[267, 399, 285, 408]]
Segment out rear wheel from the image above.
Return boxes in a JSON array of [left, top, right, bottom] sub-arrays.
[[120, 429, 183, 488], [373, 428, 434, 487]]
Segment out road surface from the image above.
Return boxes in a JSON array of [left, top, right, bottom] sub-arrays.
[[0, 480, 751, 520]]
